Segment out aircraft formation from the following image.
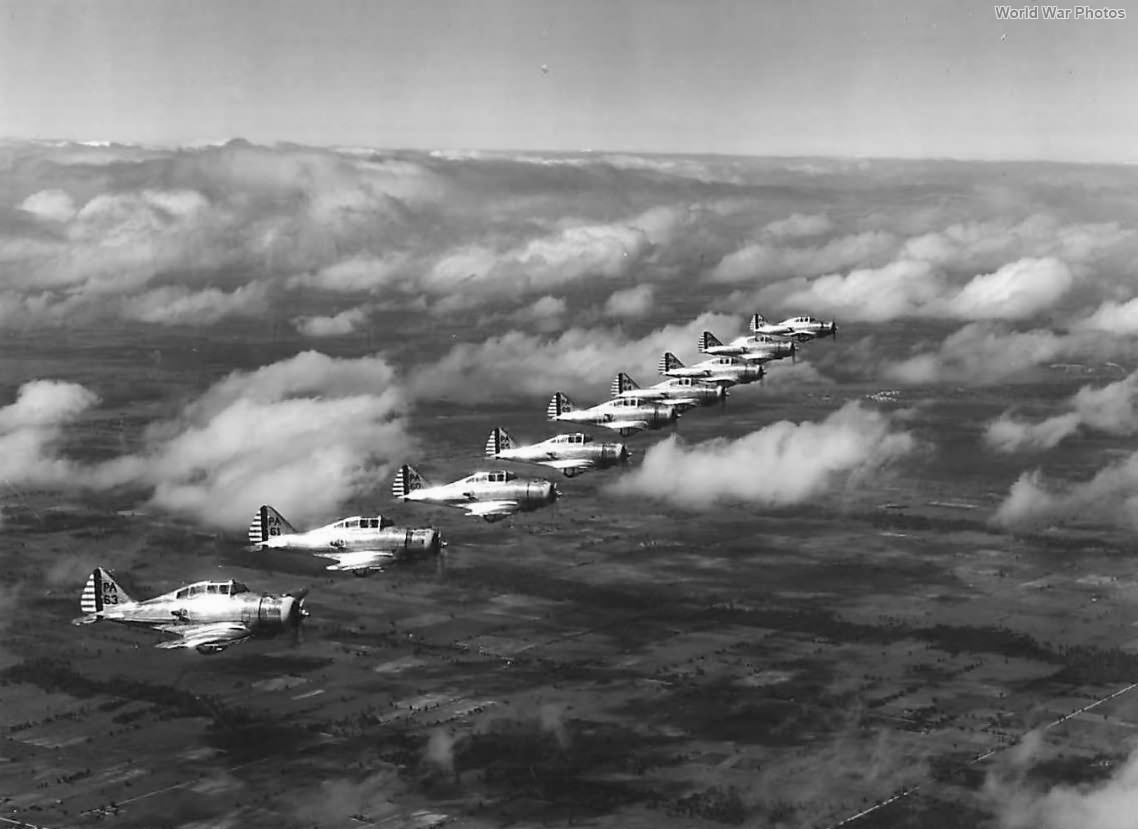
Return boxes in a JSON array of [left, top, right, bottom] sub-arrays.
[[73, 313, 835, 654]]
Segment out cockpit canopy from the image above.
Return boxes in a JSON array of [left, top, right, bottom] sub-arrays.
[[468, 470, 517, 483], [175, 579, 250, 599], [332, 516, 393, 530], [551, 433, 591, 444], [789, 315, 818, 324]]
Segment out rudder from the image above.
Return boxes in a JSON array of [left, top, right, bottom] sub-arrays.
[[658, 352, 683, 375], [80, 567, 133, 615], [698, 331, 722, 352], [392, 464, 426, 499], [485, 427, 512, 457], [609, 372, 638, 398], [546, 392, 573, 420], [248, 505, 296, 545]]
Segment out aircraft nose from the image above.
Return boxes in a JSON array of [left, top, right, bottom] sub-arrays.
[[619, 444, 630, 463], [546, 482, 560, 503], [716, 385, 727, 400]]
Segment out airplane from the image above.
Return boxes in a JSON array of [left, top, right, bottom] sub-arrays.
[[657, 352, 765, 387], [609, 372, 725, 411], [697, 331, 796, 363], [750, 313, 837, 341], [392, 464, 559, 522], [246, 505, 443, 576], [546, 391, 678, 436], [484, 427, 629, 477], [72, 567, 309, 655]]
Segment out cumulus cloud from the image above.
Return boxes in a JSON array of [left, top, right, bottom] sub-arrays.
[[603, 284, 656, 318], [709, 231, 897, 284], [1077, 298, 1138, 335], [19, 189, 77, 222], [407, 312, 740, 402], [763, 213, 833, 239], [1, 353, 412, 530], [121, 281, 272, 325], [984, 730, 1138, 829], [293, 306, 371, 337], [882, 322, 1121, 386], [984, 370, 1138, 452], [288, 254, 409, 294], [770, 257, 1073, 323], [993, 452, 1138, 532], [0, 380, 100, 486], [608, 402, 916, 509]]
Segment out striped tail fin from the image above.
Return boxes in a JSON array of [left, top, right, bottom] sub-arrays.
[[546, 392, 573, 420], [698, 331, 722, 353], [658, 352, 683, 375], [393, 464, 427, 499], [485, 427, 512, 457], [248, 505, 296, 546], [609, 372, 638, 398], [79, 567, 133, 617], [749, 314, 767, 333]]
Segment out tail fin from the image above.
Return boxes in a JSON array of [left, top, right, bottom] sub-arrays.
[[698, 331, 722, 352], [609, 372, 639, 398], [79, 567, 133, 616], [546, 392, 574, 420], [485, 427, 512, 457], [749, 314, 767, 333], [658, 352, 684, 375], [392, 464, 427, 499], [248, 505, 296, 546]]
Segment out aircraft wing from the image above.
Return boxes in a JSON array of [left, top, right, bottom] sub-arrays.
[[152, 622, 253, 652], [317, 549, 395, 573], [703, 375, 739, 388], [596, 420, 648, 436], [540, 458, 596, 474], [667, 398, 702, 412], [462, 500, 520, 522]]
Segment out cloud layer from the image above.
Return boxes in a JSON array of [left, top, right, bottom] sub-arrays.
[[0, 352, 413, 529], [608, 402, 916, 509]]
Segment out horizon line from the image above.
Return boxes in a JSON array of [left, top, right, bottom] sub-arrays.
[[3, 134, 1136, 169]]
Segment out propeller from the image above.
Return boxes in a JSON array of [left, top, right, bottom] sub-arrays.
[[285, 588, 310, 646], [435, 537, 449, 580], [831, 322, 838, 340], [790, 342, 798, 363]]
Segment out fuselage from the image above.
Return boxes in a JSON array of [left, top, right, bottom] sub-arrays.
[[498, 434, 628, 465], [260, 520, 441, 559], [99, 581, 300, 637], [666, 357, 763, 385], [408, 472, 558, 511], [554, 396, 676, 429]]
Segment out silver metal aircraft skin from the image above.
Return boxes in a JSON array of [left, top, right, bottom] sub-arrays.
[[657, 352, 765, 387], [484, 427, 629, 477], [246, 505, 443, 576], [749, 313, 837, 341], [72, 567, 309, 654], [609, 372, 724, 412], [698, 331, 796, 363], [545, 391, 678, 436], [392, 464, 559, 522]]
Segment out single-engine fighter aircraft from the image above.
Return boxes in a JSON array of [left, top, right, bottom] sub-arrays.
[[698, 331, 796, 363], [393, 464, 559, 522], [750, 313, 837, 341], [72, 567, 310, 654], [609, 372, 725, 411], [657, 352, 765, 387], [484, 427, 629, 477], [546, 391, 678, 436], [246, 505, 443, 576]]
